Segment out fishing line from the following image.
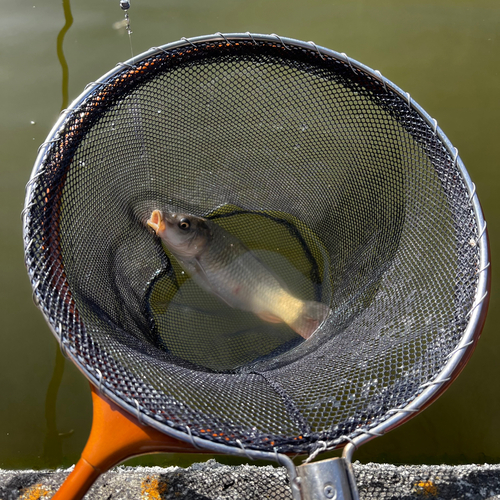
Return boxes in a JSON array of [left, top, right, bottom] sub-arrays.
[[120, 0, 134, 58]]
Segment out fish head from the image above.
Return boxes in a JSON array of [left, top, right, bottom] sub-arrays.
[[147, 210, 210, 258]]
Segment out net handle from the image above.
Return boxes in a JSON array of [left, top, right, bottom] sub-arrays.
[[51, 384, 207, 500]]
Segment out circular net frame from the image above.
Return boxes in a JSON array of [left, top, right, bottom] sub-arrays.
[[24, 36, 486, 456]]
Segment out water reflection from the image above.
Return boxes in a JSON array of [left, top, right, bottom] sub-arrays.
[[56, 0, 73, 111], [41, 0, 74, 468]]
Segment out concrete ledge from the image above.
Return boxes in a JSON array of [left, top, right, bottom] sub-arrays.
[[2, 459, 500, 499]]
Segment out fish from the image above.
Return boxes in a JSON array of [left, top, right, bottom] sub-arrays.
[[147, 210, 329, 339]]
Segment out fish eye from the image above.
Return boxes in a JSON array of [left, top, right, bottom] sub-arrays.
[[178, 218, 190, 230]]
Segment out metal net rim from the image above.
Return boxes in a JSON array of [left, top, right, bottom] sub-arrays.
[[22, 32, 491, 458]]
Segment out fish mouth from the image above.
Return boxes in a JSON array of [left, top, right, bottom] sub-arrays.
[[147, 209, 166, 234]]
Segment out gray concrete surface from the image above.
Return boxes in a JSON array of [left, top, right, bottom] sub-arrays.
[[2, 459, 500, 500]]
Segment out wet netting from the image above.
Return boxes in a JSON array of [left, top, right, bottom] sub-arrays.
[[24, 35, 487, 457]]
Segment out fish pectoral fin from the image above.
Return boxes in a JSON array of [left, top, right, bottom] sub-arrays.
[[192, 258, 234, 307], [256, 311, 283, 324], [192, 258, 212, 288]]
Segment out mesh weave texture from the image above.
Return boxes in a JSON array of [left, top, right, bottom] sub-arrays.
[[25, 38, 481, 456]]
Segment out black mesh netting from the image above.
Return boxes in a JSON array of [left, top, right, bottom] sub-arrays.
[[25, 38, 481, 455]]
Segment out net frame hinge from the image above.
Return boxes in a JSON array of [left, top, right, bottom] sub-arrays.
[[294, 442, 359, 500]]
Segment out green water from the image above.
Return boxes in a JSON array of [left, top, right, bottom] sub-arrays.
[[1, 0, 499, 469]]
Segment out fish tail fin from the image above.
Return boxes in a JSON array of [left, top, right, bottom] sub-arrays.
[[289, 301, 330, 340]]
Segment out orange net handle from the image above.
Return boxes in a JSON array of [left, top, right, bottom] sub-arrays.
[[52, 384, 209, 500]]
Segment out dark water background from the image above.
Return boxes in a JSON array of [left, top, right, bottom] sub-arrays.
[[1, 0, 499, 469]]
